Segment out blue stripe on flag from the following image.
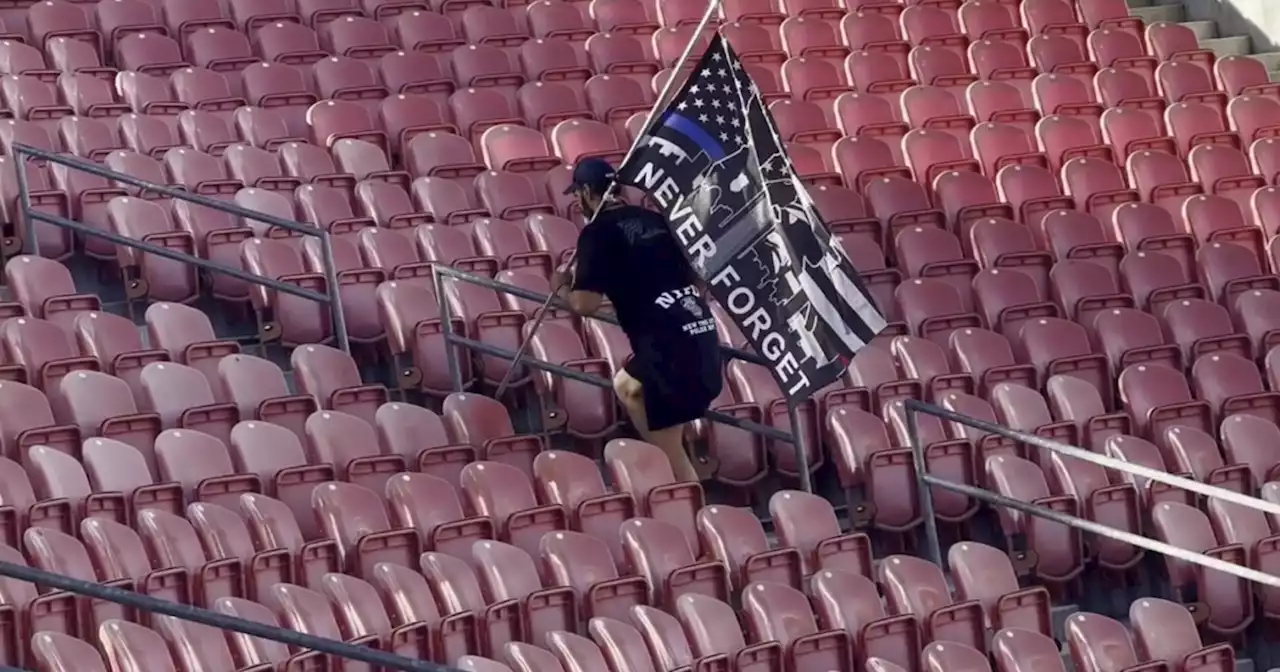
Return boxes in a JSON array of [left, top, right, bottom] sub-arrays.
[[661, 112, 726, 161]]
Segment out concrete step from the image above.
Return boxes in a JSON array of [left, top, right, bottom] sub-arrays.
[[1252, 51, 1280, 72], [1181, 19, 1217, 39], [1201, 35, 1253, 58], [1130, 3, 1182, 23]]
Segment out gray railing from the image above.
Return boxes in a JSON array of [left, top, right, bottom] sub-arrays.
[[0, 558, 453, 670], [11, 143, 351, 353], [904, 398, 1280, 590], [431, 264, 819, 492]]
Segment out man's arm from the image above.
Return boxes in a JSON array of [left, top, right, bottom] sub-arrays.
[[553, 227, 608, 317]]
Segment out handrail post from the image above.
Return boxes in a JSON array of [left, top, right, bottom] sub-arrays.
[[907, 403, 942, 565], [14, 146, 34, 256], [433, 264, 464, 392], [786, 400, 814, 493], [319, 230, 350, 354]]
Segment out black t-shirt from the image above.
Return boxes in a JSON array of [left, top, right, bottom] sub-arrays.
[[573, 204, 722, 398]]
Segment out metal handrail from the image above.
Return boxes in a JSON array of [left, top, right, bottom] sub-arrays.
[[431, 264, 817, 490], [0, 559, 455, 671], [11, 144, 351, 353], [904, 398, 1280, 580]]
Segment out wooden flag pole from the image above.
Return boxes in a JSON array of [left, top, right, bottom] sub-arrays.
[[492, 0, 726, 400]]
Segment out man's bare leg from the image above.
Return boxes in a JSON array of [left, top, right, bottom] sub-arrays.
[[613, 369, 701, 482]]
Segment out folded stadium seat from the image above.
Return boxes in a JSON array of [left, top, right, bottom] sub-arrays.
[[57, 72, 127, 120], [1193, 352, 1280, 428], [304, 411, 403, 495], [549, 118, 626, 166], [239, 63, 318, 140], [237, 491, 342, 588], [1022, 0, 1088, 42], [893, 278, 982, 348], [812, 570, 921, 670], [603, 439, 703, 554], [162, 612, 277, 672], [1027, 35, 1097, 93], [80, 437, 183, 522], [215, 597, 335, 670], [1138, 604, 1232, 672], [880, 555, 998, 656], [781, 57, 852, 104], [966, 41, 1035, 90], [910, 45, 978, 100], [154, 424, 259, 510], [473, 173, 556, 224], [223, 144, 299, 193], [1109, 204, 1195, 278], [31, 631, 110, 672], [1165, 101, 1238, 159], [448, 90, 521, 152], [1032, 74, 1104, 129], [296, 184, 376, 238], [57, 116, 123, 163], [162, 147, 243, 195], [832, 136, 911, 194], [358, 225, 421, 272], [1034, 115, 1113, 173], [1205, 494, 1279, 566], [434, 277, 534, 388], [992, 629, 1069, 672], [1101, 107, 1177, 160], [697, 505, 803, 592], [833, 94, 908, 160], [264, 582, 383, 671], [473, 540, 578, 647], [1197, 241, 1279, 308], [1119, 362, 1215, 442], [971, 267, 1061, 340], [378, 94, 455, 155], [218, 354, 318, 444], [531, 451, 634, 565], [1118, 250, 1207, 317], [1221, 414, 1280, 492], [136, 362, 238, 446], [582, 33, 657, 93], [461, 460, 567, 558], [948, 541, 1055, 634], [403, 131, 486, 188], [374, 278, 474, 398], [1094, 66, 1160, 115], [516, 81, 592, 135], [174, 109, 240, 158], [79, 515, 196, 608], [890, 333, 974, 402], [673, 595, 784, 672], [368, 563, 479, 664], [965, 81, 1040, 138], [968, 220, 1053, 296], [769, 489, 874, 580], [984, 453, 1087, 584], [937, 391, 1020, 468], [2, 256, 94, 332], [970, 122, 1048, 180], [1236, 290, 1280, 358], [411, 175, 489, 224], [1045, 440, 1147, 569], [1148, 504, 1254, 638], [1218, 55, 1275, 99], [1251, 141, 1280, 185], [184, 26, 258, 75], [311, 482, 418, 580], [102, 194, 200, 301], [619, 516, 728, 609], [522, 324, 614, 440], [950, 328, 1039, 397], [311, 56, 389, 105], [1092, 306, 1184, 377], [74, 310, 174, 403], [585, 617, 660, 672], [62, 367, 165, 461], [901, 87, 977, 159], [0, 376, 77, 462], [186, 500, 292, 601], [373, 403, 470, 482], [115, 117, 183, 164], [1071, 615, 1168, 672], [1158, 297, 1252, 365], [324, 572, 443, 662], [865, 177, 947, 250], [450, 43, 526, 99], [989, 382, 1080, 458], [238, 237, 335, 345], [459, 656, 518, 672], [525, 0, 592, 42], [994, 164, 1073, 233], [386, 471, 493, 559], [459, 4, 525, 48], [421, 550, 531, 658], [1046, 259, 1130, 327], [1156, 62, 1228, 125], [471, 216, 550, 273], [902, 129, 982, 185], [0, 450, 71, 540], [1163, 423, 1248, 496], [628, 606, 701, 672], [725, 360, 824, 479], [136, 508, 246, 606], [96, 620, 181, 671], [116, 31, 189, 77], [519, 39, 592, 86], [1186, 158, 1267, 236], [1061, 156, 1141, 227], [1088, 29, 1158, 79], [171, 65, 243, 113]]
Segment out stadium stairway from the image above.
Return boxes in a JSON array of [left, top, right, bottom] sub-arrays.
[[1129, 0, 1280, 79]]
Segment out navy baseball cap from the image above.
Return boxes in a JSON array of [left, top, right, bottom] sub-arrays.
[[563, 157, 616, 195]]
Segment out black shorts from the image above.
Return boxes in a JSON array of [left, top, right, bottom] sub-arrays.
[[623, 348, 722, 432]]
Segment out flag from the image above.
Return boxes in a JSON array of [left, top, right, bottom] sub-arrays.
[[615, 33, 889, 401]]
